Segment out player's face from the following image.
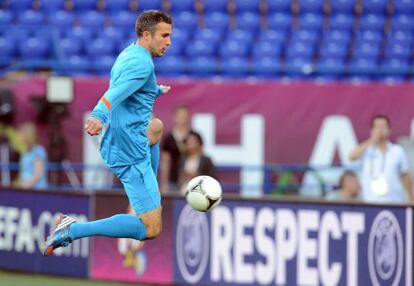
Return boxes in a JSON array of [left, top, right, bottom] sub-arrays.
[[149, 22, 172, 57]]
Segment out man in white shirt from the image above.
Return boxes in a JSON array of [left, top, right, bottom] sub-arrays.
[[349, 115, 413, 203]]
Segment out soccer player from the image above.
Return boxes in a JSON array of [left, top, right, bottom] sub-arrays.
[[43, 10, 172, 256]]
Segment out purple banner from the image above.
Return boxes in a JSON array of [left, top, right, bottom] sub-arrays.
[[0, 189, 90, 277]]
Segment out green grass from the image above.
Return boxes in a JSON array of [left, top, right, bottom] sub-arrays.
[[0, 270, 147, 286]]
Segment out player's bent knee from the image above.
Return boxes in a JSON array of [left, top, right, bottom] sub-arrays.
[[147, 118, 164, 145], [138, 207, 162, 239]]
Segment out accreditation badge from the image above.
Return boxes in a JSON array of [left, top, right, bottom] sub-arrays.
[[370, 175, 389, 196]]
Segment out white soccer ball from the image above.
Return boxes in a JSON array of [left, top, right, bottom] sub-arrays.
[[185, 175, 222, 212]]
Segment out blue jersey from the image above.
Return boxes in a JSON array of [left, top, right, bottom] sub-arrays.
[[90, 44, 163, 167]]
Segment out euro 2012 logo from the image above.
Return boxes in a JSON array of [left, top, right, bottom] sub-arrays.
[[117, 206, 147, 276]]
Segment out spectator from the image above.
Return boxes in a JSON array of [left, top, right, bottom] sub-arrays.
[[161, 105, 192, 193], [179, 131, 215, 194], [349, 115, 413, 202], [327, 170, 360, 200], [16, 122, 48, 189]]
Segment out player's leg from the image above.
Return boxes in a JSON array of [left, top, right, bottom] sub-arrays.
[[147, 117, 163, 176]]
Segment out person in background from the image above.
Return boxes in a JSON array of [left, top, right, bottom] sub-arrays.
[[161, 104, 192, 193], [349, 114, 413, 203], [17, 122, 48, 189], [327, 170, 360, 200], [179, 131, 215, 194]]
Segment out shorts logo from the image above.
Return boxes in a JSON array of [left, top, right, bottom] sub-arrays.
[[176, 204, 209, 283], [368, 210, 403, 286]]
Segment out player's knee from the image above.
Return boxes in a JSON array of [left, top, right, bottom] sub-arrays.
[[145, 222, 162, 239], [147, 118, 164, 145], [139, 208, 162, 239]]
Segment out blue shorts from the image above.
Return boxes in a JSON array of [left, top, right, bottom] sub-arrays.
[[111, 159, 161, 215]]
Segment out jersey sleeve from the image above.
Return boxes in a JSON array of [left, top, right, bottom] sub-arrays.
[[90, 60, 153, 124]]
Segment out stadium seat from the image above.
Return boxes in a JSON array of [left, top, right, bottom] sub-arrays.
[[393, 0, 414, 15], [290, 30, 318, 43], [328, 14, 354, 31], [330, 0, 355, 14], [317, 58, 345, 75], [48, 11, 75, 31], [155, 56, 186, 76], [5, 29, 29, 44], [65, 27, 94, 45], [299, 0, 324, 13], [387, 30, 413, 45], [170, 0, 195, 13], [319, 42, 348, 60], [226, 29, 254, 45], [73, 0, 97, 12], [98, 27, 125, 44], [86, 38, 115, 57], [285, 57, 314, 77], [286, 41, 315, 59], [258, 30, 287, 45], [221, 57, 250, 77], [80, 11, 106, 33], [352, 43, 380, 60], [173, 12, 198, 29], [362, 0, 387, 14], [252, 57, 281, 77], [267, 0, 291, 13], [204, 12, 230, 32], [8, 0, 32, 12], [298, 13, 324, 30], [65, 55, 90, 74], [186, 39, 217, 57], [235, 0, 261, 14], [0, 36, 15, 58], [171, 28, 191, 45], [105, 0, 129, 13], [138, 0, 162, 11], [187, 56, 218, 77], [92, 55, 116, 75], [111, 11, 136, 32], [203, 0, 228, 13], [220, 40, 250, 58], [355, 30, 383, 45], [252, 41, 282, 59], [164, 40, 183, 56], [323, 30, 351, 45], [384, 43, 412, 60], [380, 59, 410, 76], [194, 28, 222, 45], [40, 0, 65, 13], [268, 13, 292, 31], [348, 58, 378, 75], [390, 14, 414, 31], [236, 12, 261, 32], [358, 14, 385, 31], [18, 10, 45, 25], [19, 37, 49, 59], [0, 10, 13, 25], [60, 37, 82, 57], [117, 39, 134, 53]]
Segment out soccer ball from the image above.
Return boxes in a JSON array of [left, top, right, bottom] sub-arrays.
[[185, 175, 222, 212]]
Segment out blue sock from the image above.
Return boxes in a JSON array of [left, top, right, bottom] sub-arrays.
[[150, 142, 160, 176], [69, 214, 147, 240]]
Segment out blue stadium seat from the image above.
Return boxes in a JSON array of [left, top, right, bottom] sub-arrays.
[[391, 14, 414, 31], [105, 0, 129, 12], [117, 39, 134, 53], [73, 0, 97, 12], [174, 12, 198, 29], [221, 57, 250, 77], [258, 30, 287, 45], [252, 41, 282, 59], [319, 42, 348, 60], [80, 11, 106, 33], [348, 58, 378, 75], [226, 29, 254, 45], [170, 0, 195, 13], [352, 43, 380, 60], [48, 11, 75, 31], [0, 10, 13, 25], [0, 36, 15, 58], [65, 55, 90, 74], [323, 30, 351, 45], [18, 10, 45, 25], [8, 0, 32, 12], [187, 56, 218, 77], [330, 0, 355, 14], [19, 37, 49, 58], [220, 40, 250, 58], [384, 43, 412, 60], [86, 38, 115, 57], [204, 12, 230, 32], [393, 0, 414, 15], [60, 37, 82, 57], [111, 11, 136, 32], [236, 12, 261, 32], [252, 57, 281, 77], [359, 14, 385, 31], [387, 30, 413, 45], [93, 55, 116, 75], [267, 0, 291, 13], [355, 30, 383, 45], [290, 30, 318, 43], [298, 13, 323, 30], [203, 0, 228, 13], [186, 39, 217, 57], [138, 0, 162, 11], [317, 58, 345, 75], [286, 41, 315, 59], [65, 27, 94, 44], [40, 0, 65, 13], [98, 27, 125, 44], [285, 57, 314, 77], [164, 41, 183, 56], [299, 0, 323, 13], [171, 28, 191, 44], [362, 0, 387, 14], [155, 56, 186, 76], [268, 13, 292, 31], [5, 29, 29, 43], [235, 0, 260, 13], [380, 59, 410, 76], [328, 14, 354, 31], [194, 28, 222, 45]]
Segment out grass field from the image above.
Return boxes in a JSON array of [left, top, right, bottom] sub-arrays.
[[0, 270, 148, 286]]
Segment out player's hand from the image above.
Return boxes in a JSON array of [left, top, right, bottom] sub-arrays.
[[160, 85, 171, 95], [85, 117, 102, 136]]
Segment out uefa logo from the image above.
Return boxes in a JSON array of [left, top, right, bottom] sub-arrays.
[[368, 210, 403, 286], [176, 204, 209, 283]]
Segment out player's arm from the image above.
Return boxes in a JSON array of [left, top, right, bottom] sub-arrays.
[[86, 62, 152, 135]]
